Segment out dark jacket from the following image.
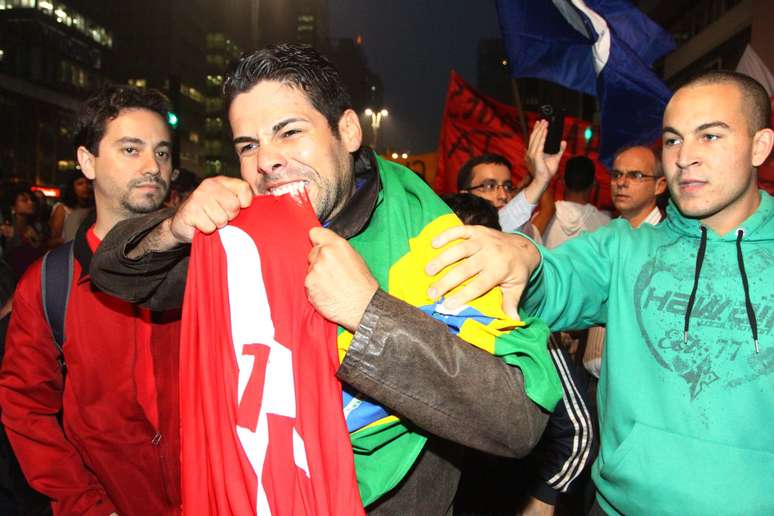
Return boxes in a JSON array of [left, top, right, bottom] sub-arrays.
[[0, 221, 181, 516], [89, 151, 548, 514]]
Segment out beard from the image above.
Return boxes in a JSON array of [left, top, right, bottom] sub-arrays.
[[120, 174, 170, 214]]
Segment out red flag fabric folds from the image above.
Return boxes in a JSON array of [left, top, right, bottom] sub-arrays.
[[437, 70, 527, 194], [179, 192, 363, 516]]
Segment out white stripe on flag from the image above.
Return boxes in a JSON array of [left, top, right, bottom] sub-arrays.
[[552, 0, 611, 74]]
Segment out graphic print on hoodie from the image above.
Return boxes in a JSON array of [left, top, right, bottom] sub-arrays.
[[521, 191, 774, 516], [633, 202, 774, 416]]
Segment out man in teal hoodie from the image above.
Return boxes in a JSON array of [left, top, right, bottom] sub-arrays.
[[425, 70, 774, 515]]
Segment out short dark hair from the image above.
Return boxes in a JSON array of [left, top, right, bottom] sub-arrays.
[[679, 70, 771, 134], [457, 153, 512, 191], [59, 169, 92, 209], [564, 156, 596, 193], [441, 193, 501, 230], [223, 43, 352, 136], [6, 182, 33, 209], [74, 84, 171, 155]]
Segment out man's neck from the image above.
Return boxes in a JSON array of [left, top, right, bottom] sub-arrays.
[[92, 208, 124, 240], [701, 187, 761, 236], [623, 203, 657, 228]]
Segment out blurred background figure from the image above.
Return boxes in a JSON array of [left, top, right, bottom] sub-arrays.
[[49, 171, 94, 247], [2, 184, 47, 281], [542, 156, 610, 249], [165, 168, 201, 209], [31, 190, 52, 228]]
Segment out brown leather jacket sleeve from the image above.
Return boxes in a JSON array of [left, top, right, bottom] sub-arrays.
[[92, 213, 549, 459], [338, 289, 549, 458], [89, 208, 190, 311]]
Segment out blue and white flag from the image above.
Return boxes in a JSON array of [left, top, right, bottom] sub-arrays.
[[496, 0, 675, 163]]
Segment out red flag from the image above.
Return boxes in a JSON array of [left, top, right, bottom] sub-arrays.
[[436, 71, 612, 209], [180, 193, 363, 515], [436, 70, 527, 194]]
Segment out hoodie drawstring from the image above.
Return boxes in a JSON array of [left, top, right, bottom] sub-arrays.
[[684, 226, 708, 344], [735, 229, 760, 353], [683, 226, 760, 354]]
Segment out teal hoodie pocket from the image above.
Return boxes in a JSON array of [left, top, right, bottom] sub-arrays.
[[596, 421, 774, 516]]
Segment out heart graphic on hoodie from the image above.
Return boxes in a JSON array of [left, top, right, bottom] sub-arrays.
[[633, 237, 774, 400]]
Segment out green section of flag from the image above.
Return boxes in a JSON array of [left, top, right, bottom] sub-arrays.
[[344, 156, 562, 506], [493, 315, 560, 411], [349, 420, 427, 506]]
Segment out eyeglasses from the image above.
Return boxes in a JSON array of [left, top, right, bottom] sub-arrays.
[[468, 180, 515, 193], [611, 170, 659, 182]]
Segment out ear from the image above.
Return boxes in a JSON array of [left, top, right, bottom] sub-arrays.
[[76, 146, 96, 180], [337, 109, 363, 153], [654, 176, 667, 196], [751, 128, 774, 167]]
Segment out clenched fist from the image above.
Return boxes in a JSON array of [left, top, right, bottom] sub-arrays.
[[169, 176, 253, 244], [305, 227, 379, 332]]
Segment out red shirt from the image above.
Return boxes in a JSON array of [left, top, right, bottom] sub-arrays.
[[0, 226, 181, 516]]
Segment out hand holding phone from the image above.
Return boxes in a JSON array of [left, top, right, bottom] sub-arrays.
[[540, 104, 565, 155], [525, 119, 567, 189]]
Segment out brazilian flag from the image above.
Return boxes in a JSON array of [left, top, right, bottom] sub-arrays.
[[338, 156, 562, 506]]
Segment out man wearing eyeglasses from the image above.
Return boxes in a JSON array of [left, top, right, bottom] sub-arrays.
[[457, 124, 561, 235], [457, 154, 517, 209], [610, 146, 667, 228]]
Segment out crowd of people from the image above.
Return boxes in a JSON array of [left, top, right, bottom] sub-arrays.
[[0, 42, 771, 516]]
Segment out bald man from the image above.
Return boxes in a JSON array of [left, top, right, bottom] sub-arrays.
[[610, 146, 667, 228]]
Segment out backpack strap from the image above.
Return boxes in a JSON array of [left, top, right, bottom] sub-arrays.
[[41, 241, 74, 372]]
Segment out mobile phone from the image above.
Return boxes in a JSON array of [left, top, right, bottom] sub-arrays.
[[540, 104, 565, 155]]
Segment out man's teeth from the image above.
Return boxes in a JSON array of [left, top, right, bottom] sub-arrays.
[[270, 181, 306, 196]]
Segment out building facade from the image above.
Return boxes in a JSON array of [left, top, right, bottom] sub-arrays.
[[0, 0, 112, 184]]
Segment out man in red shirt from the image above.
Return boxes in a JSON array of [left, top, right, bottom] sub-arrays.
[[0, 85, 181, 516]]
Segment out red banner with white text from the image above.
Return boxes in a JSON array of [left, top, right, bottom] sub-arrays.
[[436, 71, 612, 209], [437, 72, 774, 209]]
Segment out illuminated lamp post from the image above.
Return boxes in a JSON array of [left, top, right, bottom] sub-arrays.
[[364, 108, 388, 150]]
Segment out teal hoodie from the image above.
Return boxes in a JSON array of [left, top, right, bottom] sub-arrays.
[[522, 190, 774, 515]]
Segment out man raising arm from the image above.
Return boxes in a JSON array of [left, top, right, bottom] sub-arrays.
[[427, 70, 774, 516]]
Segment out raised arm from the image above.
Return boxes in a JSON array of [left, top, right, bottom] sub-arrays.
[[423, 218, 617, 331], [500, 120, 565, 234]]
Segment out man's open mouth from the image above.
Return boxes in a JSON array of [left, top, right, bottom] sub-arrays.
[[269, 180, 308, 196]]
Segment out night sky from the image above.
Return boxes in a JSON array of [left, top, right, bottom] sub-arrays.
[[329, 0, 502, 154]]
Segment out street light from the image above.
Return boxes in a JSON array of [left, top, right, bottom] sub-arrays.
[[364, 108, 388, 149]]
